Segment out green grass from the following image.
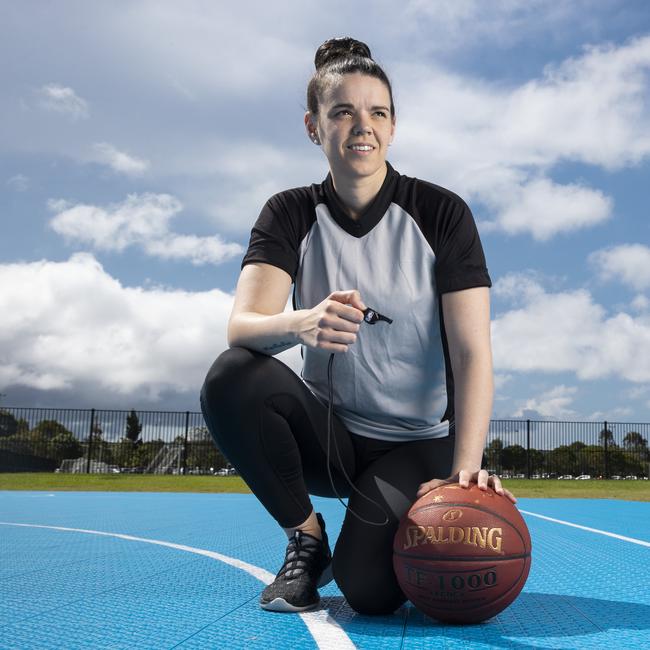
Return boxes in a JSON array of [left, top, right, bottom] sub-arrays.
[[0, 473, 648, 500], [0, 473, 251, 493]]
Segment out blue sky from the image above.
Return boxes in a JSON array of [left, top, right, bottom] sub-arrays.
[[1, 0, 649, 424]]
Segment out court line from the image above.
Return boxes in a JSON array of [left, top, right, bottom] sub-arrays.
[[519, 510, 650, 548], [0, 522, 356, 650]]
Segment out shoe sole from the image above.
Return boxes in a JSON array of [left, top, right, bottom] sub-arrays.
[[260, 597, 319, 613]]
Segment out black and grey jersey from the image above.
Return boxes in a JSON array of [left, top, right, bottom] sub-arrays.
[[240, 160, 492, 441]]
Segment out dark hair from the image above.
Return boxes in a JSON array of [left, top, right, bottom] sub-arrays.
[[307, 37, 396, 120]]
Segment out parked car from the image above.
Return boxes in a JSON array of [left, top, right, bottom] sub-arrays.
[[558, 474, 573, 480], [215, 468, 229, 476], [575, 474, 591, 480], [624, 475, 638, 480], [611, 475, 622, 480]]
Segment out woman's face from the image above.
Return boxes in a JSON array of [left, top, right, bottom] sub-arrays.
[[306, 72, 396, 179]]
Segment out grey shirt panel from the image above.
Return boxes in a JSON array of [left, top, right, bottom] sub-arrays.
[[240, 161, 492, 441]]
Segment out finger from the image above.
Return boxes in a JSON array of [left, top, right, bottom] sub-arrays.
[[489, 475, 505, 495], [416, 480, 442, 497], [505, 489, 517, 503], [477, 469, 490, 489], [458, 470, 471, 487], [351, 289, 367, 312]]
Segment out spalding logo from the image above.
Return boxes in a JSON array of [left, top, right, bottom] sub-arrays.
[[442, 509, 463, 521], [402, 525, 503, 553]]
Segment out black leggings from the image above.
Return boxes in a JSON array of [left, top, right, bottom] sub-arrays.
[[200, 346, 456, 615]]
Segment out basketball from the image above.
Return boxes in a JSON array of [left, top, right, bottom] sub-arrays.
[[393, 483, 532, 624]]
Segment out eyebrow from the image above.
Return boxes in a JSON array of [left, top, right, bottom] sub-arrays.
[[330, 103, 390, 112]]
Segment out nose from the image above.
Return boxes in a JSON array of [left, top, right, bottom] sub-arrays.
[[353, 117, 372, 136]]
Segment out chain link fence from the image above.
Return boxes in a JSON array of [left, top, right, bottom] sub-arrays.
[[1, 407, 648, 478]]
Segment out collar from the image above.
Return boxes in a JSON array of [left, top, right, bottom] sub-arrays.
[[321, 160, 399, 238]]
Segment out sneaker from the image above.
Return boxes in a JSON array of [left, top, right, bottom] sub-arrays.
[[260, 512, 333, 612]]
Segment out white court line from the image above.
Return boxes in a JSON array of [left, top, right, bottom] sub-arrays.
[[519, 510, 650, 548], [0, 522, 356, 650]]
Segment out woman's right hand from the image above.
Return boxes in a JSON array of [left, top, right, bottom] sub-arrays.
[[297, 290, 366, 353]]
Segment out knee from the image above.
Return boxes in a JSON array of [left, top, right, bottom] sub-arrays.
[[333, 557, 405, 616], [200, 346, 259, 406]]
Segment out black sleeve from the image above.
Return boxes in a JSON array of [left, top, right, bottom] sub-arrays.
[[434, 198, 492, 294], [240, 192, 301, 283]]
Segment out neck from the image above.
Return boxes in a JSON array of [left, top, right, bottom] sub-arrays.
[[330, 162, 388, 221]]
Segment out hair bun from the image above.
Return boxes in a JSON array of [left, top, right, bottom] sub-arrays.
[[314, 37, 372, 71]]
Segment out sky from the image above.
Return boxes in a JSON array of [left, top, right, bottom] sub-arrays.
[[1, 0, 650, 424]]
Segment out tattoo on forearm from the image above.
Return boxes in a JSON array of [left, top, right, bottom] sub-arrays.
[[263, 341, 293, 351]]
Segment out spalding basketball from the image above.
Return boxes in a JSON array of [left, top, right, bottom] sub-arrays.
[[393, 484, 532, 624]]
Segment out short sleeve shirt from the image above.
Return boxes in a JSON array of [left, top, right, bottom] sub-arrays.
[[241, 161, 492, 441]]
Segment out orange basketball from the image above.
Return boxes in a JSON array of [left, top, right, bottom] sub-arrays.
[[393, 483, 532, 623]]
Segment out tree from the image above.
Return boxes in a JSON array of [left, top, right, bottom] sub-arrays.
[[31, 419, 72, 441], [599, 427, 615, 447], [49, 431, 83, 464], [623, 431, 647, 451], [501, 444, 527, 474], [484, 438, 504, 472], [0, 410, 19, 438], [125, 410, 143, 444]]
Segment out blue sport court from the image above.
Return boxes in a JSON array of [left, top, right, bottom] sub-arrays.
[[1, 491, 649, 649]]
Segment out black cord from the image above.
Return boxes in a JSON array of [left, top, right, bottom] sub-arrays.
[[325, 351, 390, 526]]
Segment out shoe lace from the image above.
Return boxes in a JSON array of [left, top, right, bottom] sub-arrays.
[[279, 532, 321, 580]]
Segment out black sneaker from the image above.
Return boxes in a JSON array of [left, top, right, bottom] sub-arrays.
[[260, 512, 333, 612]]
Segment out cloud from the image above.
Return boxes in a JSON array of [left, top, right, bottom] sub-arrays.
[[4, 6, 648, 243], [0, 254, 301, 405], [508, 384, 580, 420], [48, 192, 244, 265], [92, 142, 150, 176], [588, 243, 650, 291], [481, 177, 612, 241], [393, 34, 650, 240], [6, 174, 29, 192], [403, 0, 597, 52], [37, 83, 89, 120], [491, 272, 650, 383]]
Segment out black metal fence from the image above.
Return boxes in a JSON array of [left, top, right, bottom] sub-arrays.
[[0, 407, 226, 475], [1, 407, 649, 479]]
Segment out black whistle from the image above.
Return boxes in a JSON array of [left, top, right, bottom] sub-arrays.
[[362, 307, 393, 325]]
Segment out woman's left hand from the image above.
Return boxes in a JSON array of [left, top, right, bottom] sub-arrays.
[[416, 468, 517, 504]]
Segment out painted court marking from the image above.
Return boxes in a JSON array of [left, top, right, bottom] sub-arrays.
[[0, 522, 356, 650], [2, 510, 647, 647], [519, 510, 650, 548]]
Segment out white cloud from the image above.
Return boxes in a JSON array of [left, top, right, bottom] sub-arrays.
[[0, 254, 301, 403], [92, 142, 150, 176], [491, 272, 650, 382], [46, 198, 73, 212], [630, 294, 650, 313], [49, 192, 244, 265], [37, 83, 89, 120], [509, 384, 579, 420], [393, 35, 650, 240], [6, 174, 29, 192], [588, 243, 650, 291], [403, 0, 596, 52], [106, 2, 313, 98], [481, 178, 612, 241]]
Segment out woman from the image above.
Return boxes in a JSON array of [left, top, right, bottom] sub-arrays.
[[200, 37, 516, 615]]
